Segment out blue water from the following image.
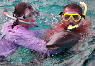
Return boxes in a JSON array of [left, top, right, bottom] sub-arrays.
[[0, 0, 95, 66]]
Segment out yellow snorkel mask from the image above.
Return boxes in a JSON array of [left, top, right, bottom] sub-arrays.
[[61, 2, 87, 31], [62, 14, 82, 22], [62, 11, 84, 31]]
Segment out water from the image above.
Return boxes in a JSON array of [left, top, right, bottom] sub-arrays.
[[0, 0, 95, 66]]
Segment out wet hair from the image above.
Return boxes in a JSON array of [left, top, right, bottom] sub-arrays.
[[60, 3, 82, 15], [65, 3, 82, 15], [11, 2, 33, 28], [59, 3, 85, 19]]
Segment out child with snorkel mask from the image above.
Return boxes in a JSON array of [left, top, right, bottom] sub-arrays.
[[1, 2, 45, 58], [45, 2, 94, 50], [46, 2, 91, 39]]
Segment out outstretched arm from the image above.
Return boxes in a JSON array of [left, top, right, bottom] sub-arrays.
[[6, 34, 48, 53]]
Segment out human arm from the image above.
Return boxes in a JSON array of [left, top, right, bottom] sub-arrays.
[[6, 33, 47, 53]]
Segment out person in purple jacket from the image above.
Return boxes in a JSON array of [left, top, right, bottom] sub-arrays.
[[0, 2, 63, 60]]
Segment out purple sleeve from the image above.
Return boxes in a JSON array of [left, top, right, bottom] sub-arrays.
[[7, 34, 48, 53], [7, 34, 64, 54], [0, 39, 17, 57]]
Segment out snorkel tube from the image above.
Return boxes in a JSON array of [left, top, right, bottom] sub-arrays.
[[80, 2, 87, 16], [67, 20, 83, 31], [4, 12, 38, 27], [67, 2, 87, 31], [4, 12, 16, 20]]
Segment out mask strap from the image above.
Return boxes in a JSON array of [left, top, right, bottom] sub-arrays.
[[18, 19, 38, 27], [17, 16, 24, 19], [59, 12, 63, 15], [18, 20, 31, 25]]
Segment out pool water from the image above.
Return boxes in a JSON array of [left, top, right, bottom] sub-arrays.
[[0, 0, 95, 66]]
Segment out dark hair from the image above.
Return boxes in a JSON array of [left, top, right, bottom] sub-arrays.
[[60, 3, 82, 15], [64, 3, 82, 15], [11, 2, 33, 28]]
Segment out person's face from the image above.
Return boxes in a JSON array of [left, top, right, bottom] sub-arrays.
[[61, 8, 82, 26], [20, 8, 37, 27], [23, 8, 36, 22]]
